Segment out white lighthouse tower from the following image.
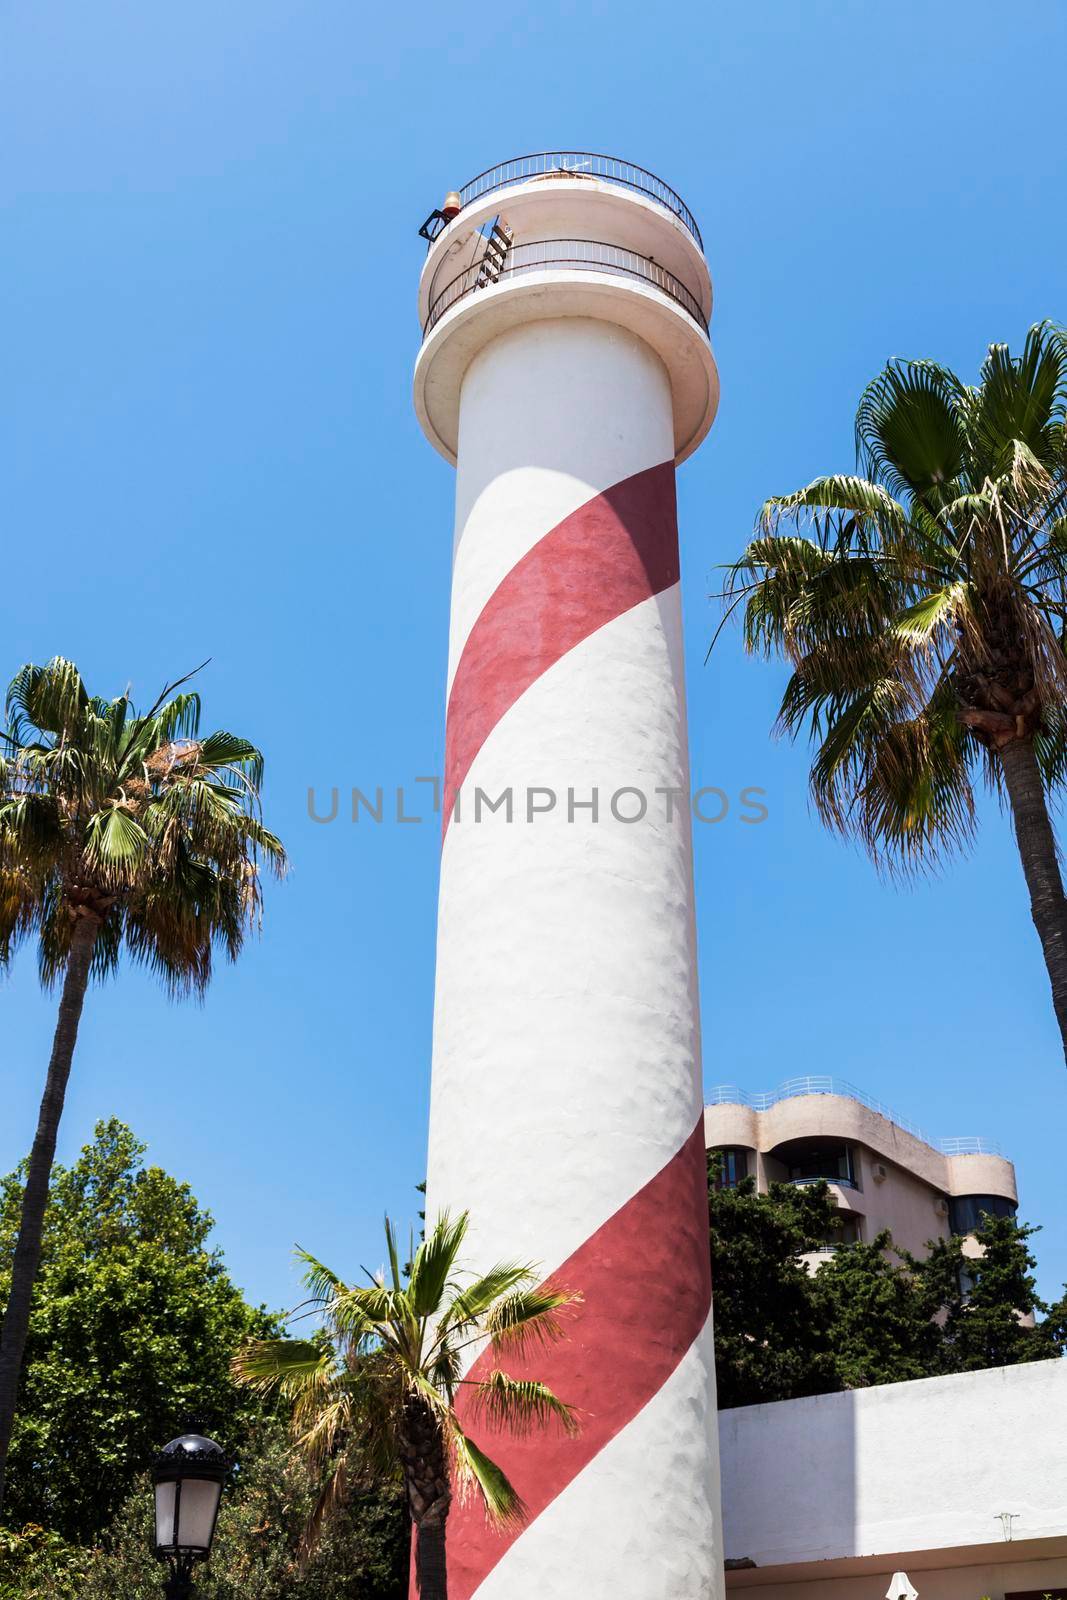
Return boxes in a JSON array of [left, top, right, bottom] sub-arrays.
[[413, 153, 722, 1600]]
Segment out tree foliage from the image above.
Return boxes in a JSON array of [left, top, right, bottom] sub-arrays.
[[923, 1213, 1067, 1373], [812, 1233, 942, 1388], [708, 1166, 839, 1407], [708, 1159, 1067, 1407], [235, 1213, 580, 1600], [0, 655, 286, 989], [0, 1120, 277, 1543], [722, 324, 1067, 1059], [726, 325, 1067, 868], [78, 1420, 408, 1600], [0, 1421, 409, 1600], [0, 656, 287, 1518]]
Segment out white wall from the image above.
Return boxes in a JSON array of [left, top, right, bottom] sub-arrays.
[[719, 1361, 1067, 1568]]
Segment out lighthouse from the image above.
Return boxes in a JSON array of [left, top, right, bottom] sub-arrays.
[[414, 153, 722, 1600]]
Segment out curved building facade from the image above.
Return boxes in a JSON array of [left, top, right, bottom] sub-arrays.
[[705, 1078, 1017, 1262]]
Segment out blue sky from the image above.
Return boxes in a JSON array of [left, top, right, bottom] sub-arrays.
[[3, 0, 1066, 1310]]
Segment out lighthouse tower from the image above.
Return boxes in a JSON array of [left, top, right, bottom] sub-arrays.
[[413, 153, 722, 1600]]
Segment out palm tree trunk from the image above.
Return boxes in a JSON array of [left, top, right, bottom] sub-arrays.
[[1000, 738, 1067, 1066], [0, 911, 98, 1513], [399, 1395, 451, 1600], [415, 1515, 449, 1600]]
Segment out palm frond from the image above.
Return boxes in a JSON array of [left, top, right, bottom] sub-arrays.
[[83, 804, 151, 883], [232, 1337, 335, 1396], [235, 1212, 577, 1552], [449, 1426, 525, 1529], [297, 1249, 348, 1305], [854, 358, 967, 503], [299, 1454, 348, 1567], [408, 1210, 469, 1316], [482, 1285, 580, 1355], [464, 1371, 580, 1438], [438, 1263, 535, 1338], [0, 657, 285, 995], [720, 322, 1067, 876], [891, 582, 972, 647]]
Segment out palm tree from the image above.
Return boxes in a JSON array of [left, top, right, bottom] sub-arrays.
[[0, 657, 286, 1510], [723, 323, 1067, 1062], [234, 1212, 579, 1600]]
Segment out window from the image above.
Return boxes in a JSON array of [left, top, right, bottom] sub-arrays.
[[784, 1142, 856, 1188], [948, 1193, 1017, 1235], [712, 1148, 749, 1189], [816, 1213, 862, 1252]]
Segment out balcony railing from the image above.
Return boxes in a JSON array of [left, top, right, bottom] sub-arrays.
[[424, 237, 707, 338], [422, 152, 703, 251], [789, 1174, 859, 1191], [705, 1077, 1001, 1157]]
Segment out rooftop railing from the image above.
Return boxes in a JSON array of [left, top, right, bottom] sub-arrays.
[[423, 237, 708, 338], [705, 1077, 1001, 1157], [421, 152, 703, 251]]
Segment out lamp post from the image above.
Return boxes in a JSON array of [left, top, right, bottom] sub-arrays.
[[151, 1431, 229, 1599]]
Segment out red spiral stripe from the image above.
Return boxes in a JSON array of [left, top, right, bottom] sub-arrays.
[[442, 460, 679, 837]]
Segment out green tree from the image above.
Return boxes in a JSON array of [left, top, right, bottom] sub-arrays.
[[0, 1421, 409, 1600], [707, 1162, 839, 1407], [724, 324, 1067, 1062], [811, 1232, 942, 1388], [235, 1213, 579, 1600], [708, 1164, 1067, 1404], [76, 1420, 408, 1600], [0, 1522, 92, 1600], [0, 658, 286, 1511], [923, 1212, 1067, 1373], [0, 1120, 276, 1543]]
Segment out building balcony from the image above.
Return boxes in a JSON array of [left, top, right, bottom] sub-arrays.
[[424, 236, 708, 338]]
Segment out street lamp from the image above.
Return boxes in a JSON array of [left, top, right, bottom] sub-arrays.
[[152, 1431, 229, 1598]]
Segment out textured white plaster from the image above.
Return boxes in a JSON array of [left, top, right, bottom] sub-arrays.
[[428, 592, 701, 1277], [425, 266, 720, 1600], [447, 317, 674, 687], [475, 1315, 725, 1600]]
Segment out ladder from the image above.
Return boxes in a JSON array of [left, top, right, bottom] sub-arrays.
[[475, 218, 513, 289]]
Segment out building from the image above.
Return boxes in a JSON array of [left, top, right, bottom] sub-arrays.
[[705, 1077, 1017, 1261], [719, 1359, 1067, 1600]]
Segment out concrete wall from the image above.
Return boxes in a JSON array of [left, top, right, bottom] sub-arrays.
[[849, 1145, 951, 1259], [719, 1361, 1067, 1571]]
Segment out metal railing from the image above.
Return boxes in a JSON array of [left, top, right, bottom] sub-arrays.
[[705, 1077, 1001, 1157], [789, 1174, 859, 1191], [424, 237, 707, 337], [423, 152, 703, 250]]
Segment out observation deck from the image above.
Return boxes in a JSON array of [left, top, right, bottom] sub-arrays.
[[413, 151, 718, 466]]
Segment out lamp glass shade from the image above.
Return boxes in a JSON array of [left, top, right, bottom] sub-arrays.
[[154, 1474, 223, 1554], [154, 1480, 178, 1549]]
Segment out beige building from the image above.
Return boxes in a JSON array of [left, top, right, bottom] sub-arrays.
[[704, 1077, 1018, 1262]]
